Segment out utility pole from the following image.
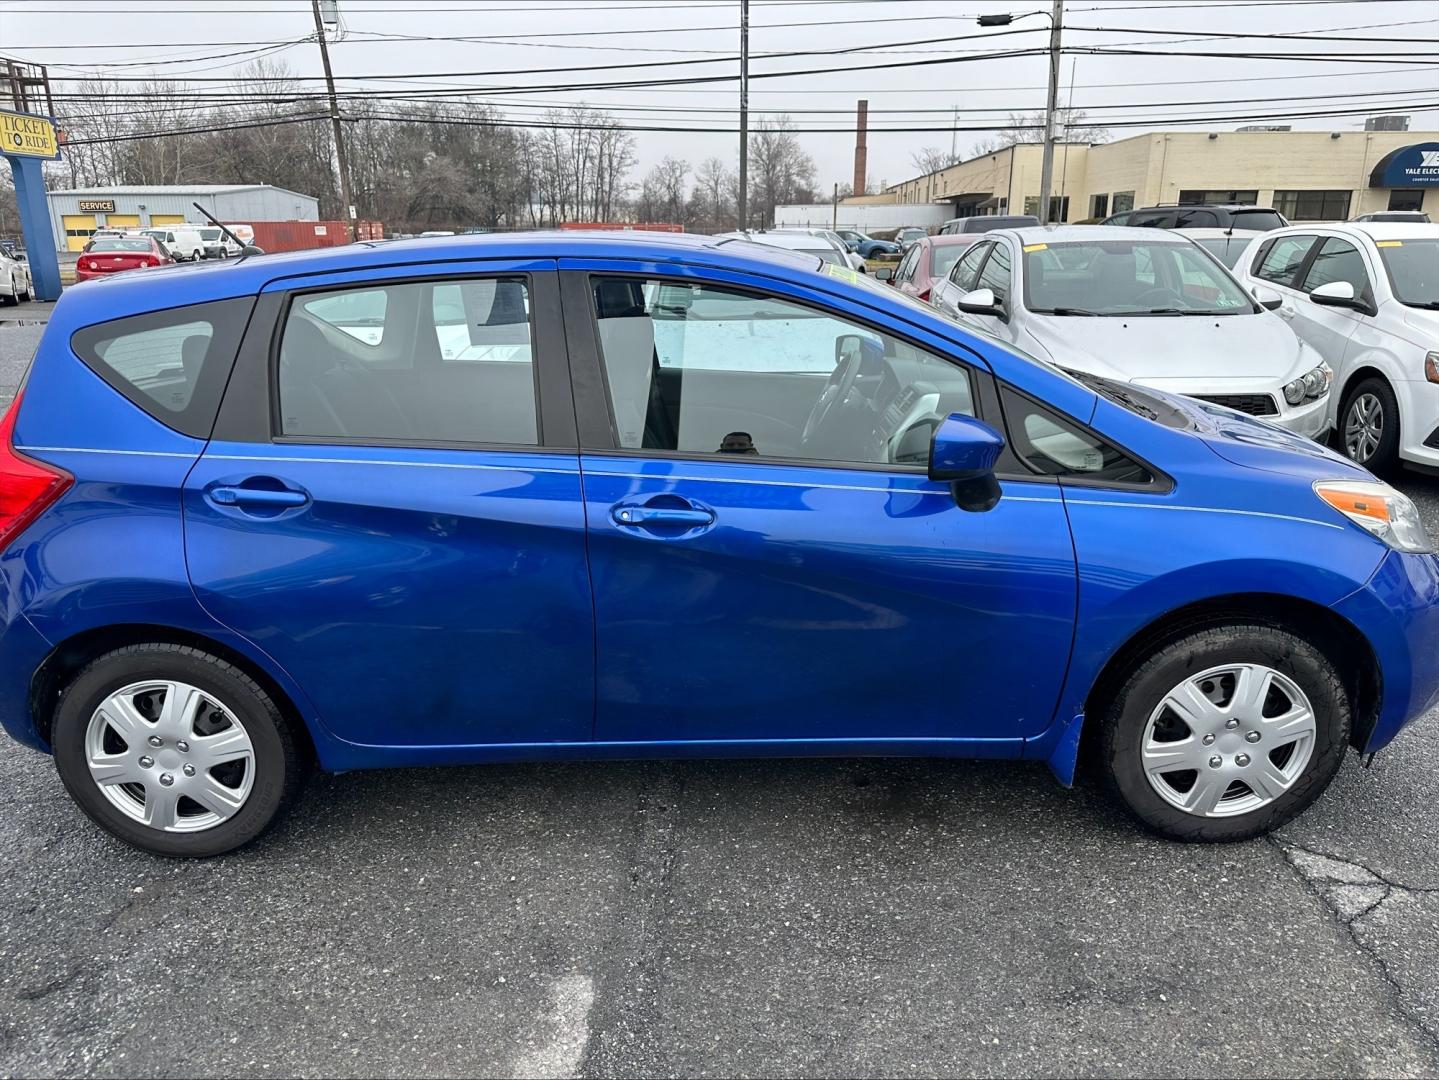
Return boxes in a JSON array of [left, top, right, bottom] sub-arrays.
[[1037, 0, 1064, 224], [737, 0, 749, 230], [311, 0, 356, 240]]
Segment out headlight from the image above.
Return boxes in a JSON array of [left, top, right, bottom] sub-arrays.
[[1314, 480, 1433, 554], [1285, 362, 1332, 406]]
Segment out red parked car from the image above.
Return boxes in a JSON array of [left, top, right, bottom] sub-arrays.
[[75, 236, 172, 281], [877, 234, 980, 303]]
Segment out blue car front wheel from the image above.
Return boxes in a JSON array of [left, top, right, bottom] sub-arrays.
[[1098, 625, 1350, 842]]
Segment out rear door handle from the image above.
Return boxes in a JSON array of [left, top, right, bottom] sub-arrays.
[[209, 487, 308, 508], [613, 505, 714, 527]]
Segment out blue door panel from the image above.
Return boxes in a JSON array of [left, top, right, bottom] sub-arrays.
[[184, 442, 593, 748], [582, 456, 1077, 743]]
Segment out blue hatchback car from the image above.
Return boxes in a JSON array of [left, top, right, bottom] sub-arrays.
[[2, 233, 1436, 856]]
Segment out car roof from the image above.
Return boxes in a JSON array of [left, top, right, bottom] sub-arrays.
[[922, 234, 983, 247], [56, 231, 845, 317], [1169, 228, 1259, 240], [997, 225, 1196, 244], [1266, 221, 1439, 241], [716, 230, 833, 253]]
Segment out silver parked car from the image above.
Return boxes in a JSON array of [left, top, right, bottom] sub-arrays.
[[929, 226, 1334, 437]]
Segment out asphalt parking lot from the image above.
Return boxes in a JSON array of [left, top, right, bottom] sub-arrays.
[[0, 306, 1437, 1078]]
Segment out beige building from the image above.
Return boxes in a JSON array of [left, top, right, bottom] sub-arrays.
[[882, 130, 1439, 224]]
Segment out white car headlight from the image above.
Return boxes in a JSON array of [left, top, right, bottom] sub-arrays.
[[1315, 480, 1433, 554], [1285, 361, 1332, 406]]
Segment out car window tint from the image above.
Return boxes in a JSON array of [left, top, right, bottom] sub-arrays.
[[303, 288, 388, 346], [70, 298, 254, 439], [1255, 235, 1316, 287], [590, 276, 974, 467], [976, 243, 1011, 300], [949, 243, 989, 288], [1001, 386, 1154, 485], [931, 244, 969, 281], [1300, 238, 1370, 297], [278, 277, 538, 445]]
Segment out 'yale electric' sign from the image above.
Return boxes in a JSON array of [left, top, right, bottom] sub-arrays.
[[1369, 142, 1439, 188], [0, 110, 61, 161]]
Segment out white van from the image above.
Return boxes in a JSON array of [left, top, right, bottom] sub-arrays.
[[142, 226, 206, 262], [223, 224, 255, 247]]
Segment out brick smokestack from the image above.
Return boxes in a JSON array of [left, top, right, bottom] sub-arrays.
[[853, 99, 868, 196]]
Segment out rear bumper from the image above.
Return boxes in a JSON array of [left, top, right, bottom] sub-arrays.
[[1332, 548, 1439, 754], [0, 607, 54, 753]]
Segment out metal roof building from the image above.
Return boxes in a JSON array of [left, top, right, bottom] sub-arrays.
[[46, 184, 320, 251]]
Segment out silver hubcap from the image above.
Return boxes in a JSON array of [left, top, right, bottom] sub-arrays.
[[1142, 663, 1317, 818], [84, 680, 255, 833], [1344, 393, 1383, 463]]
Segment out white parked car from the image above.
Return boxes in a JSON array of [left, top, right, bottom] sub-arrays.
[[1235, 222, 1439, 473], [930, 226, 1333, 437], [0, 246, 31, 305], [769, 227, 869, 272], [715, 230, 858, 271], [196, 226, 241, 259]]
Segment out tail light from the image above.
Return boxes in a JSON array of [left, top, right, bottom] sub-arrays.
[[0, 393, 73, 550]]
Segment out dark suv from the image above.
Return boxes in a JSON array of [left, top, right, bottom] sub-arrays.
[[939, 214, 1040, 235], [1103, 204, 1289, 231]]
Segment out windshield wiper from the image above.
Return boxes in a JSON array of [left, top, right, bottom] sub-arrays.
[[1044, 306, 1100, 316], [1403, 300, 1439, 309]]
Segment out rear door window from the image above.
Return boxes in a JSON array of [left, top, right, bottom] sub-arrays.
[[70, 298, 255, 439], [276, 276, 539, 445], [1254, 235, 1317, 288]]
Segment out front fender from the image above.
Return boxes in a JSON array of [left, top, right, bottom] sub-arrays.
[[1025, 486, 1388, 779]]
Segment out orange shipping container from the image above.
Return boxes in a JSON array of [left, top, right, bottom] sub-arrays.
[[243, 220, 385, 253]]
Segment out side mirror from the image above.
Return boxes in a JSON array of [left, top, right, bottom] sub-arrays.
[[240, 244, 265, 256], [957, 287, 1005, 318], [928, 413, 1006, 513], [1309, 280, 1355, 304], [873, 266, 894, 282], [1309, 279, 1374, 316], [1252, 285, 1283, 311]]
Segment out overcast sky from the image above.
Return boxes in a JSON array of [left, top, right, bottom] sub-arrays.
[[2, 0, 1436, 191]]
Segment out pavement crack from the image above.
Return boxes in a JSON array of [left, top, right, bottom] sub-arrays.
[[579, 764, 688, 1078], [1271, 837, 1439, 1056], [15, 965, 82, 1003]]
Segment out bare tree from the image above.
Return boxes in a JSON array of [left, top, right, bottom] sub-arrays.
[[969, 108, 1109, 156], [636, 156, 689, 225], [746, 117, 817, 229], [909, 146, 963, 177], [689, 156, 733, 232]]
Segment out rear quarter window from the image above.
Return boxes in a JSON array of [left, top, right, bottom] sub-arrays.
[[70, 298, 254, 439]]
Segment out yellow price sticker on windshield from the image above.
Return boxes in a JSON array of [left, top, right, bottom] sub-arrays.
[[824, 263, 865, 285], [1375, 240, 1403, 247], [1022, 243, 1048, 252]]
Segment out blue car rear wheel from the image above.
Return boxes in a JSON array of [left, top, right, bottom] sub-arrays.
[[52, 644, 306, 857]]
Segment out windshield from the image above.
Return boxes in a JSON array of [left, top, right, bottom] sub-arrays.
[[803, 247, 845, 267], [199, 228, 221, 240], [90, 238, 153, 253], [1023, 239, 1258, 316], [1375, 238, 1439, 308]]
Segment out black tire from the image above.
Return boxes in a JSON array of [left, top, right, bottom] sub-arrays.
[[1339, 376, 1401, 475], [51, 644, 306, 857], [1, 281, 15, 306], [1097, 625, 1350, 842]]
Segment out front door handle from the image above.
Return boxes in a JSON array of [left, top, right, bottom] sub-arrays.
[[610, 496, 716, 534], [1277, 306, 1297, 320], [209, 486, 308, 508]]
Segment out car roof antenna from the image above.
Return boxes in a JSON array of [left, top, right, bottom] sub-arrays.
[[191, 202, 264, 261]]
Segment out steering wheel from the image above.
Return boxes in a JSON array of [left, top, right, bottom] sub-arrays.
[[1133, 286, 1186, 309], [801, 339, 865, 445]]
